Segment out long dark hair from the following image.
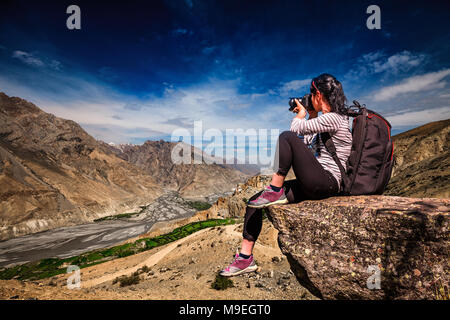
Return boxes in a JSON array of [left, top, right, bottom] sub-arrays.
[[310, 73, 349, 115]]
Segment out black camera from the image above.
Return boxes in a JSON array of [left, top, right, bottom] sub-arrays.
[[289, 94, 314, 112]]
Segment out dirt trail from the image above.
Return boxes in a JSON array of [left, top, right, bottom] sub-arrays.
[[82, 228, 210, 288]]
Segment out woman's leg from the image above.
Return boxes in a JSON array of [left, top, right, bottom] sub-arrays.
[[270, 172, 285, 188], [244, 131, 338, 250], [240, 179, 308, 255], [241, 190, 263, 254], [249, 131, 338, 208], [220, 178, 322, 277], [241, 239, 254, 256], [219, 191, 263, 276], [269, 130, 300, 187], [273, 131, 338, 198]]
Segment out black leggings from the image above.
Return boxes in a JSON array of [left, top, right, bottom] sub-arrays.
[[243, 131, 339, 242]]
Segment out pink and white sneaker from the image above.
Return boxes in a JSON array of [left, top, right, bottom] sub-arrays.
[[219, 253, 258, 277], [247, 185, 288, 209]]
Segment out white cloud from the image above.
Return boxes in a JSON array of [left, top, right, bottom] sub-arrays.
[[385, 106, 450, 127], [360, 51, 384, 63], [373, 69, 450, 101], [0, 67, 287, 144], [250, 93, 268, 100], [372, 51, 426, 73], [11, 50, 62, 70], [346, 50, 428, 79], [278, 79, 310, 95], [12, 51, 44, 67], [49, 60, 62, 71], [172, 28, 188, 35], [202, 46, 216, 55]]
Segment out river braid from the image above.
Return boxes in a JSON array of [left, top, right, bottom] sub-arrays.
[[311, 73, 350, 115]]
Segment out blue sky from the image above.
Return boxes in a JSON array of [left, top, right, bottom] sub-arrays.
[[0, 0, 449, 160]]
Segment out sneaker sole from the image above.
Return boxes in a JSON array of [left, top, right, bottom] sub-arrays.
[[220, 264, 258, 277], [247, 198, 288, 209]]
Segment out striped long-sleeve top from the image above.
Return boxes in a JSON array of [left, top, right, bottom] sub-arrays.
[[290, 112, 353, 191]]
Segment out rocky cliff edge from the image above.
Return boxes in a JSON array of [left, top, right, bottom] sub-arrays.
[[267, 195, 449, 300]]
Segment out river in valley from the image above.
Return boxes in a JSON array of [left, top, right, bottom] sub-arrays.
[[0, 191, 218, 269]]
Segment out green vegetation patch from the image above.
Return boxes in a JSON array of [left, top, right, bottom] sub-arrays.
[[0, 218, 236, 281], [187, 200, 212, 211], [113, 271, 141, 287], [112, 265, 151, 287], [211, 273, 234, 290], [262, 208, 268, 220], [94, 204, 149, 222]]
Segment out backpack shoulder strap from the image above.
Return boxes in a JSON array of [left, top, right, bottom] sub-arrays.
[[320, 132, 347, 188]]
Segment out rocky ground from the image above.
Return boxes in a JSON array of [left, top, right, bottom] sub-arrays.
[[0, 221, 315, 300]]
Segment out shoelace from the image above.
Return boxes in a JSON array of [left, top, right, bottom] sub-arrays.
[[251, 186, 272, 202], [224, 251, 240, 272]]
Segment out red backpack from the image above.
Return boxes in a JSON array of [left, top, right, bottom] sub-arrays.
[[321, 101, 395, 196]]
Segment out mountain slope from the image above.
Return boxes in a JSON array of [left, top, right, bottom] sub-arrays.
[[110, 140, 250, 201], [384, 119, 450, 198], [0, 92, 163, 240]]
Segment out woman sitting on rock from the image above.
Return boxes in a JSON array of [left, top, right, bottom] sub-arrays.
[[220, 73, 353, 277]]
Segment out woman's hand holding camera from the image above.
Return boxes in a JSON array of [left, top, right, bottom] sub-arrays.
[[293, 99, 318, 119]]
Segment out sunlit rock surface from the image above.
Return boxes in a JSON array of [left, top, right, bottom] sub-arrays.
[[267, 195, 449, 299]]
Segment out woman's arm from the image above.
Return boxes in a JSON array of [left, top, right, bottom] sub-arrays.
[[290, 112, 342, 135], [290, 101, 317, 146], [291, 98, 318, 119]]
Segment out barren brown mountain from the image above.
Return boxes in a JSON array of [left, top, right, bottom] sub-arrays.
[[109, 140, 251, 200], [384, 119, 449, 198], [0, 92, 165, 240]]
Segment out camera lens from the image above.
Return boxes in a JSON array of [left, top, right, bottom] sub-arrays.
[[288, 98, 297, 111]]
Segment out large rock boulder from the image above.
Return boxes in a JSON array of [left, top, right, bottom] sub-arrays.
[[267, 195, 449, 300]]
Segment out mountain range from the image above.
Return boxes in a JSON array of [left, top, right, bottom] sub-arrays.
[[0, 92, 249, 240], [106, 140, 255, 201]]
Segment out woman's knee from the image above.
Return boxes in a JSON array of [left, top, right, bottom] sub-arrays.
[[279, 130, 297, 141]]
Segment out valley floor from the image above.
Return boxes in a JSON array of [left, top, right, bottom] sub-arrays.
[[0, 221, 315, 300], [0, 191, 201, 268]]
